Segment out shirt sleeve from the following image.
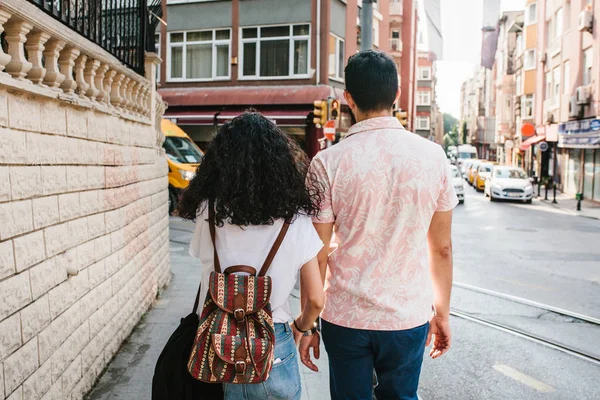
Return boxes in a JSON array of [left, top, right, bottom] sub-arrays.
[[189, 205, 208, 258], [308, 156, 335, 223], [297, 215, 324, 269], [436, 152, 459, 212]]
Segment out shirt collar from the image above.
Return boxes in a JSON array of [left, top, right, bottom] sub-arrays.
[[345, 116, 405, 138]]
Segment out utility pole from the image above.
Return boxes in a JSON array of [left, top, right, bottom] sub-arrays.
[[361, 0, 375, 51]]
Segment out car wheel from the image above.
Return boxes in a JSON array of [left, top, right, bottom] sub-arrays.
[[489, 194, 495, 202], [168, 190, 177, 215], [459, 200, 464, 205]]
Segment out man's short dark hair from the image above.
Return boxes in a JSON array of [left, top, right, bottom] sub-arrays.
[[345, 50, 399, 112]]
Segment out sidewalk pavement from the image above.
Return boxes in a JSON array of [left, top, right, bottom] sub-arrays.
[[536, 191, 600, 220], [86, 217, 329, 400]]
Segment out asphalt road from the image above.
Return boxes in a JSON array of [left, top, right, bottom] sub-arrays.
[[418, 186, 600, 399]]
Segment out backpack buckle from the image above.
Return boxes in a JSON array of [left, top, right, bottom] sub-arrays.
[[235, 360, 246, 375], [234, 308, 246, 322]]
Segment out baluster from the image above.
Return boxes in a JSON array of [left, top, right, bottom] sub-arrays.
[[4, 19, 33, 79], [74, 54, 89, 98], [43, 39, 65, 90], [94, 63, 109, 103], [119, 76, 131, 111], [25, 31, 51, 85], [110, 73, 125, 108], [126, 80, 137, 114], [58, 46, 80, 94], [0, 11, 12, 74], [103, 69, 117, 105]]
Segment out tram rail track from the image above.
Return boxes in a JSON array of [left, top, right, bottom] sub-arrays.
[[451, 282, 600, 366]]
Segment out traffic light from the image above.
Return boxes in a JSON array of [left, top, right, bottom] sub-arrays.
[[328, 98, 340, 122], [313, 100, 327, 127], [394, 109, 408, 128]]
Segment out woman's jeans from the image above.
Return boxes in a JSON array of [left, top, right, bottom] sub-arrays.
[[224, 323, 301, 400]]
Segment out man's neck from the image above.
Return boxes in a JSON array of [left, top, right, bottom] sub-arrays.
[[354, 109, 393, 123]]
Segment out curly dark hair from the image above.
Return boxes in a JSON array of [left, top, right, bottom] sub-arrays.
[[176, 111, 322, 226]]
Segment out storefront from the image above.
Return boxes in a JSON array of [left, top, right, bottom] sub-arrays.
[[558, 118, 600, 201]]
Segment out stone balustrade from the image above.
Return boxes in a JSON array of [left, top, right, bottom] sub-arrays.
[[0, 0, 162, 124]]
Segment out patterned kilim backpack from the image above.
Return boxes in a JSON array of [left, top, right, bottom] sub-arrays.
[[188, 207, 290, 384]]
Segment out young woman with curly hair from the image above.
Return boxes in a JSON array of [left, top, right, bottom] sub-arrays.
[[177, 111, 325, 400]]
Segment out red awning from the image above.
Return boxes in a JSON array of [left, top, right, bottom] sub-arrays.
[[520, 135, 546, 151], [159, 85, 334, 107], [164, 110, 310, 126]]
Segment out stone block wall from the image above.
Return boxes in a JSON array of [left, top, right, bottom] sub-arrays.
[[0, 88, 170, 400]]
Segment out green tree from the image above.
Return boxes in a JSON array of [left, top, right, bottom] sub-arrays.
[[443, 113, 459, 135]]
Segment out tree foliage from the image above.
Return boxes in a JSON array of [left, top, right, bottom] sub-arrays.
[[443, 113, 459, 135]]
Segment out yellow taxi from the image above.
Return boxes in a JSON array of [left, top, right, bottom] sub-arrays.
[[162, 119, 204, 213], [467, 160, 481, 186], [474, 162, 494, 191]]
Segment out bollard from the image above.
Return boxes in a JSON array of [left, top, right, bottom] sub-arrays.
[[552, 183, 557, 204], [576, 193, 582, 211]]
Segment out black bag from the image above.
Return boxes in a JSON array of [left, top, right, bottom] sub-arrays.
[[152, 282, 224, 400]]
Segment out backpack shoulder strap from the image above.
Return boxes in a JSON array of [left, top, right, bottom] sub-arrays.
[[258, 220, 291, 277], [208, 202, 222, 274]]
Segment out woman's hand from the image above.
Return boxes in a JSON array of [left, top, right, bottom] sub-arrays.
[[291, 321, 304, 345]]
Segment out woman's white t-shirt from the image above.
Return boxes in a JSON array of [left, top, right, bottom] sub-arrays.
[[189, 206, 323, 324]]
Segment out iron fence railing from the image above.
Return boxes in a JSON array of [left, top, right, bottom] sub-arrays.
[[28, 0, 162, 76]]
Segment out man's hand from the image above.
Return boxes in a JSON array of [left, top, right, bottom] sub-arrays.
[[426, 315, 451, 359], [298, 333, 320, 372]]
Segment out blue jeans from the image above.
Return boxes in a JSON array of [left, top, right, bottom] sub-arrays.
[[224, 323, 301, 400], [322, 319, 429, 400]]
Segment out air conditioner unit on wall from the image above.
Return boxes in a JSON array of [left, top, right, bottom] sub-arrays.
[[569, 96, 581, 118], [579, 10, 593, 32], [576, 86, 591, 105], [546, 112, 555, 124]]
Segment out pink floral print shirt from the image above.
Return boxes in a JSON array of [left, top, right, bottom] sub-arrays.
[[309, 117, 458, 330]]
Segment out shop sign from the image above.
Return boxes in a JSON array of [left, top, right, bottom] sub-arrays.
[[590, 119, 600, 131], [539, 141, 549, 152]]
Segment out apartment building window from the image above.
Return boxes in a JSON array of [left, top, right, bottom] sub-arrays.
[[521, 95, 534, 119], [525, 2, 537, 26], [563, 61, 570, 94], [418, 66, 431, 80], [583, 48, 593, 85], [524, 49, 536, 70], [329, 34, 345, 81], [516, 74, 522, 96], [417, 91, 431, 105], [516, 34, 523, 55], [416, 116, 430, 130], [241, 24, 310, 79], [168, 29, 231, 81], [553, 66, 561, 100], [545, 71, 552, 100]]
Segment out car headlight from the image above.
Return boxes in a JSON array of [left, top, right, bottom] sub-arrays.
[[524, 184, 533, 191], [492, 185, 503, 191], [179, 169, 195, 181]]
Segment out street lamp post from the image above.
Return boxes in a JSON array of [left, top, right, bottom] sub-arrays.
[[361, 0, 375, 51]]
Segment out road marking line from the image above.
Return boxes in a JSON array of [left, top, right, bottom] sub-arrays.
[[493, 364, 555, 393]]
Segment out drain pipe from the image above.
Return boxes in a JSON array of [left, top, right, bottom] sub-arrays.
[[316, 0, 321, 85]]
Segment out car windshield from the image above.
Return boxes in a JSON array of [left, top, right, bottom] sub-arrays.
[[451, 168, 461, 178], [163, 136, 203, 164], [480, 165, 492, 173], [495, 168, 527, 179], [458, 152, 475, 159]]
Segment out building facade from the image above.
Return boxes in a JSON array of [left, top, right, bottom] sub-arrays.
[[158, 0, 419, 157], [414, 51, 439, 141], [535, 0, 600, 201]]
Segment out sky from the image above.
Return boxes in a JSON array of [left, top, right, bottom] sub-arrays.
[[436, 0, 525, 118]]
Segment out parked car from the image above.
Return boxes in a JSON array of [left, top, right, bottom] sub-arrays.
[[474, 162, 494, 191], [461, 160, 473, 179], [485, 166, 534, 203], [467, 161, 481, 186], [451, 165, 465, 204]]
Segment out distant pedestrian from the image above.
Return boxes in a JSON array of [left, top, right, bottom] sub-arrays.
[[301, 50, 457, 400], [177, 112, 325, 400]]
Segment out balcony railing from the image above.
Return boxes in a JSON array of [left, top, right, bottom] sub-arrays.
[[390, 2, 403, 16], [389, 38, 402, 53], [27, 0, 162, 75]]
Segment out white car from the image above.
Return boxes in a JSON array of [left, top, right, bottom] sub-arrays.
[[484, 166, 534, 203], [451, 165, 465, 204]]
